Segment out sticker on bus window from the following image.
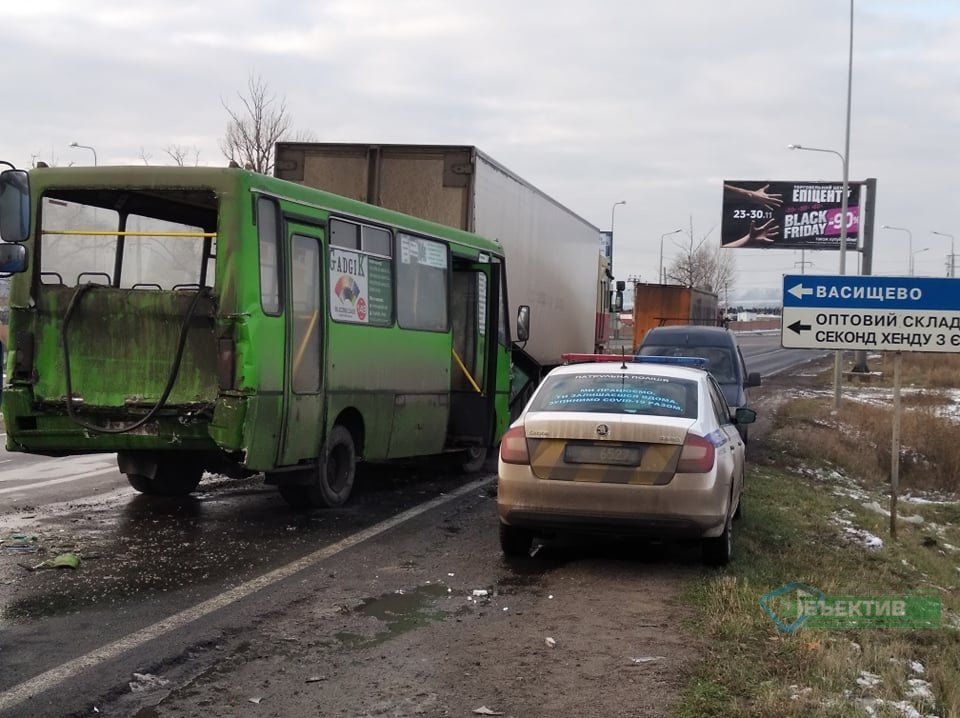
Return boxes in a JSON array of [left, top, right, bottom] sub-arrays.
[[330, 247, 370, 323], [399, 234, 448, 269]]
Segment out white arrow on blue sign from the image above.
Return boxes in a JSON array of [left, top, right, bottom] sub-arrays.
[[781, 274, 960, 352]]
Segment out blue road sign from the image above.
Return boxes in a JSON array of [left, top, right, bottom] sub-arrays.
[[781, 274, 960, 352], [783, 275, 960, 311]]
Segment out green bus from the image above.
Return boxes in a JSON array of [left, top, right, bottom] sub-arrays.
[[0, 164, 528, 507]]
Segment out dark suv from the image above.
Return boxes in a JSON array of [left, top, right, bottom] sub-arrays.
[[635, 326, 761, 439]]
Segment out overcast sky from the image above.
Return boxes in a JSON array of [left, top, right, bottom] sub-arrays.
[[2, 1, 956, 298]]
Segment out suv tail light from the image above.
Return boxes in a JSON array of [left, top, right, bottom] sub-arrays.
[[500, 425, 530, 465], [676, 433, 716, 473]]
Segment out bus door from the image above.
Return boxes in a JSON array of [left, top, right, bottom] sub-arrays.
[[278, 224, 325, 466], [448, 257, 502, 447]]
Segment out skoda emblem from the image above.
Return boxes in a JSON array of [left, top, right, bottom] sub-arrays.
[[595, 424, 610, 437]]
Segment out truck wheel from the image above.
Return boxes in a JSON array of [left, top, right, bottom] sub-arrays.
[[125, 462, 203, 496], [499, 523, 534, 558], [280, 426, 356, 509]]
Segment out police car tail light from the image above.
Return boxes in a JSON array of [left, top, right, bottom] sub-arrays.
[[500, 426, 530, 465], [677, 433, 716, 473]]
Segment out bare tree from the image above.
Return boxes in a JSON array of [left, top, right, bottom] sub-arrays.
[[164, 144, 201, 167], [219, 74, 302, 174], [666, 227, 736, 293], [138, 147, 153, 166]]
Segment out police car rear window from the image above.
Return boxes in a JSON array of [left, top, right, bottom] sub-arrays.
[[528, 373, 698, 418]]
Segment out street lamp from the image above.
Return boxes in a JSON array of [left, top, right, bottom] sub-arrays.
[[69, 141, 98, 166], [659, 229, 682, 284], [910, 247, 929, 277], [882, 225, 913, 276], [788, 1, 854, 410], [609, 200, 626, 273], [931, 231, 955, 277], [787, 144, 852, 274]]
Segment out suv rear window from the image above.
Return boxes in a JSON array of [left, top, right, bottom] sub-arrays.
[[637, 345, 737, 384], [528, 373, 698, 418]]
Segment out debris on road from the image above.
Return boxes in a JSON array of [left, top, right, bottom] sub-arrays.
[[630, 656, 663, 665], [129, 673, 170, 693], [473, 707, 504, 716], [18, 553, 82, 571], [3, 534, 39, 553], [545, 637, 556, 648]]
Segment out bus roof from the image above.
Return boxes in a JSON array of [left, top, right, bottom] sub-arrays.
[[27, 165, 506, 256]]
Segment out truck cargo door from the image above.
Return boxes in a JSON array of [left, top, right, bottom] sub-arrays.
[[278, 225, 325, 465]]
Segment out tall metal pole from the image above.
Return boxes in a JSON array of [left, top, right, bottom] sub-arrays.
[[69, 141, 98, 166], [932, 231, 955, 277], [787, 144, 850, 409], [659, 229, 682, 284]]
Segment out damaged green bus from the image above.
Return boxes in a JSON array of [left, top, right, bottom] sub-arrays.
[[0, 164, 526, 507]]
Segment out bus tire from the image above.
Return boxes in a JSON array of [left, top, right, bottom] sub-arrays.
[[125, 462, 203, 496], [280, 426, 356, 509], [458, 446, 489, 474]]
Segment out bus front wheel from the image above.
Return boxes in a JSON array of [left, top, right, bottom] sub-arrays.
[[280, 426, 356, 509]]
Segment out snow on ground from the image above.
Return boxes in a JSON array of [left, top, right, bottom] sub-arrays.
[[838, 663, 940, 718]]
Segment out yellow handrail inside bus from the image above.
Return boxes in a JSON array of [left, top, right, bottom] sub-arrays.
[[452, 348, 483, 395], [40, 230, 217, 237], [292, 310, 321, 379]]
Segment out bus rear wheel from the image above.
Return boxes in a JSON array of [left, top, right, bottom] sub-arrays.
[[280, 426, 356, 509], [122, 457, 203, 496], [458, 446, 490, 474]]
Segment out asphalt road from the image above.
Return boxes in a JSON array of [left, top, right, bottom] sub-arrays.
[[0, 331, 824, 717]]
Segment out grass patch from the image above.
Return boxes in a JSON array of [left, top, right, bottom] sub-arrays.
[[774, 364, 960, 495], [676, 467, 960, 716], [675, 358, 960, 717]]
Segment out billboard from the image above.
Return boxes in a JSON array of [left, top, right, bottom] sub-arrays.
[[721, 180, 861, 250]]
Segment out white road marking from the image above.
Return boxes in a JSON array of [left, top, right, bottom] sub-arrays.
[[0, 475, 494, 713], [0, 466, 120, 495]]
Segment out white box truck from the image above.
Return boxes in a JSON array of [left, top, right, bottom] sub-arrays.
[[274, 143, 610, 378]]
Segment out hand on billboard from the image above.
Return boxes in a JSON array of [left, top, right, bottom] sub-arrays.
[[726, 218, 780, 248], [724, 183, 783, 210]]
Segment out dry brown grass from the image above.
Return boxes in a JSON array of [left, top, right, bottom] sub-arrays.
[[772, 355, 960, 494], [871, 352, 960, 390]]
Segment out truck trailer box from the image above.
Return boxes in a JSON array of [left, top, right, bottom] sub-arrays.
[[274, 143, 603, 369], [631, 283, 719, 350]]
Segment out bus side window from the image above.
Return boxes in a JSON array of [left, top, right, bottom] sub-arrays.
[[396, 234, 448, 332], [257, 198, 281, 315]]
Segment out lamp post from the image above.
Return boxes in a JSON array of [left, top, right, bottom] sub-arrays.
[[787, 144, 852, 271], [910, 247, 929, 277], [609, 200, 626, 273], [882, 225, 913, 276], [659, 229, 682, 284], [69, 142, 98, 166], [788, 141, 853, 410], [931, 231, 955, 277], [784, 1, 854, 410]]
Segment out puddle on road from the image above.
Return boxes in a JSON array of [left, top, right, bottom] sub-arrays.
[[333, 583, 450, 651]]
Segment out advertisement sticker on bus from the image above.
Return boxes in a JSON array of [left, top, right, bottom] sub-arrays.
[[330, 247, 370, 323]]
